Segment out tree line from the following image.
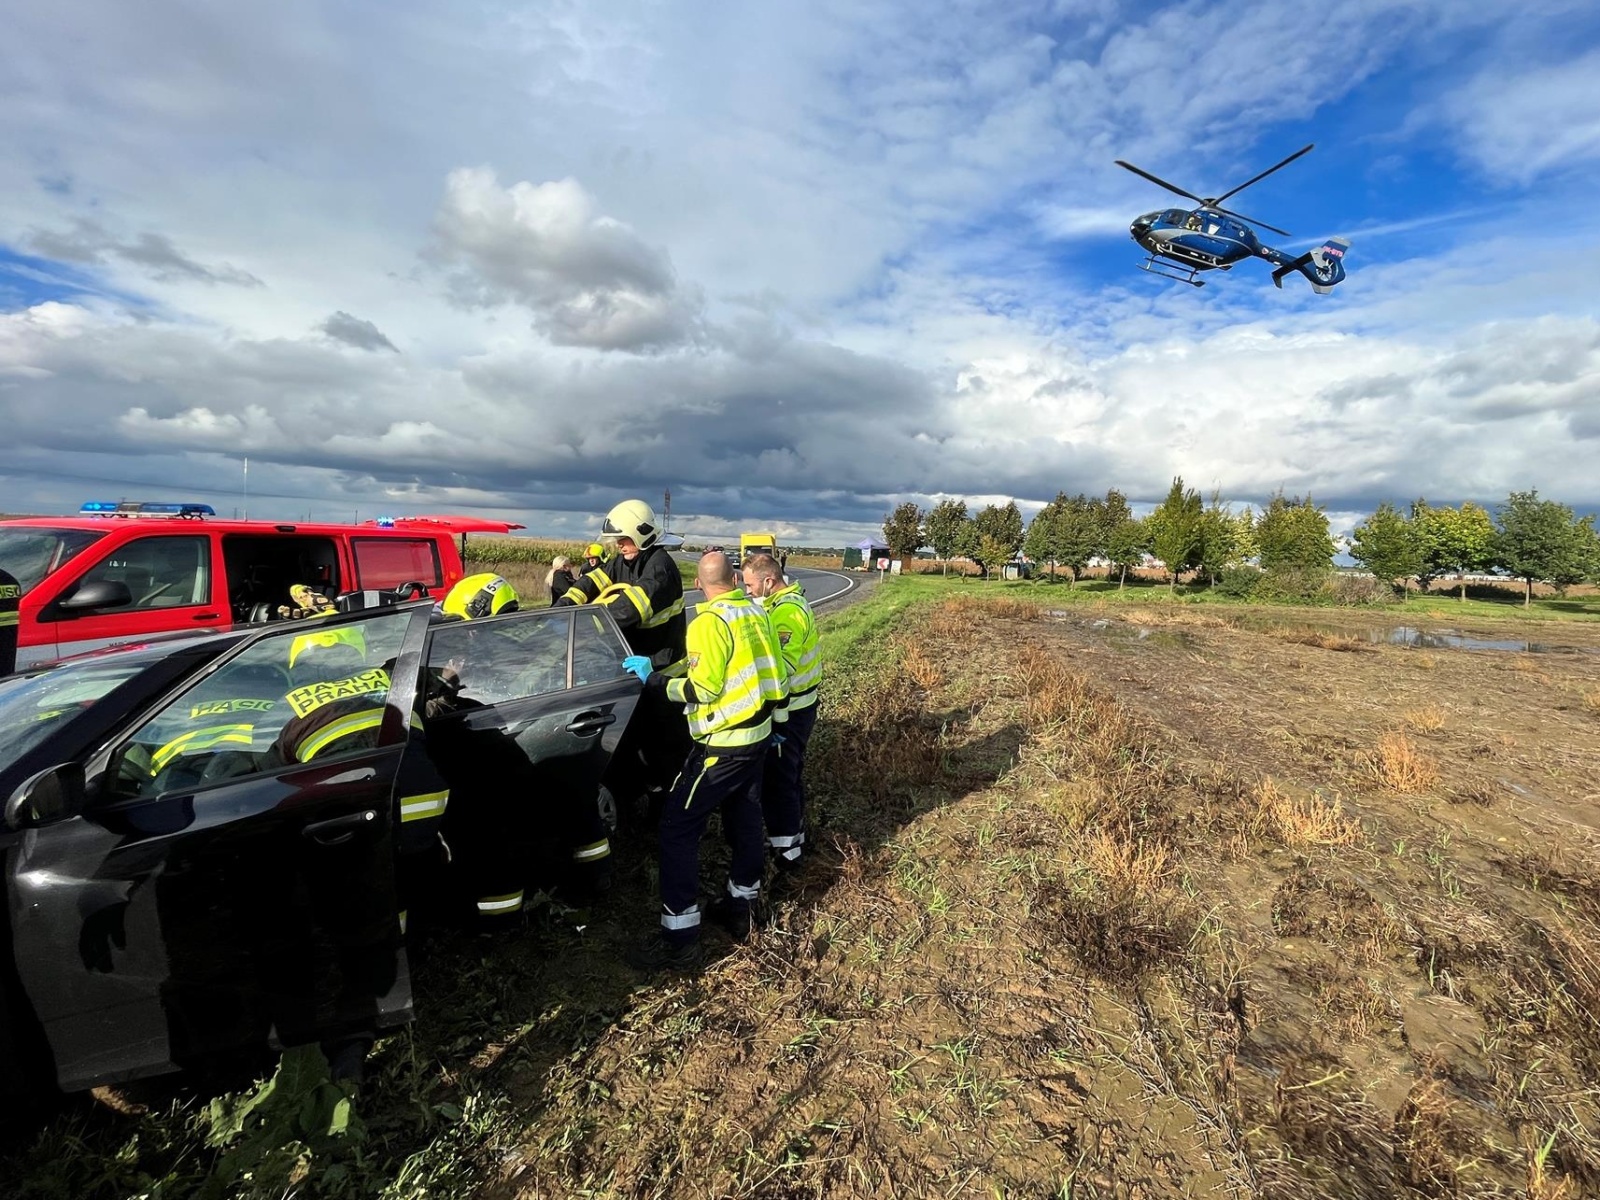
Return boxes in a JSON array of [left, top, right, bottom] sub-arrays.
[[882, 484, 1600, 605]]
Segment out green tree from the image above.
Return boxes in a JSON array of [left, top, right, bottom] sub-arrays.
[[1255, 491, 1336, 573], [1195, 491, 1241, 586], [1024, 495, 1063, 578], [1055, 494, 1102, 585], [881, 501, 926, 561], [1105, 516, 1149, 589], [924, 499, 971, 576], [1494, 491, 1597, 606], [1145, 477, 1204, 591], [1412, 500, 1497, 601], [1349, 502, 1423, 599], [1232, 506, 1258, 563], [973, 501, 1024, 557], [973, 534, 1014, 582]]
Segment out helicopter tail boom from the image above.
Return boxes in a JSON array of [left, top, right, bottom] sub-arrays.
[[1271, 237, 1350, 294]]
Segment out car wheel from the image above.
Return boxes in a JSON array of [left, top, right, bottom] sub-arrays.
[[596, 786, 619, 835]]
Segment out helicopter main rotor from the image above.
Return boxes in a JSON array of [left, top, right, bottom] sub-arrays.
[[1113, 143, 1313, 239]]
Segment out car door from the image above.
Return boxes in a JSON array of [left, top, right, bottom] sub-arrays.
[[4, 605, 429, 1092], [422, 606, 640, 891], [36, 530, 229, 662]]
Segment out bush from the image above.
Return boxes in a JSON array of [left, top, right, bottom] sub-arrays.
[[1215, 565, 1263, 599], [1326, 572, 1394, 607], [1256, 567, 1331, 603]]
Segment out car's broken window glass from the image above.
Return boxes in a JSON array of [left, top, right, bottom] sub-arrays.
[[427, 612, 570, 705], [571, 609, 629, 688]]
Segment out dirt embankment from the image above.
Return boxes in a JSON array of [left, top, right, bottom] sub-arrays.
[[492, 595, 1600, 1198]]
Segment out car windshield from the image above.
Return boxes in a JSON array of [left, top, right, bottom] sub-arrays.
[[0, 527, 107, 593], [0, 657, 149, 768]]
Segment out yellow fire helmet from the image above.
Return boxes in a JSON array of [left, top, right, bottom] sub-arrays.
[[289, 625, 368, 669], [442, 573, 519, 620], [585, 543, 605, 559]]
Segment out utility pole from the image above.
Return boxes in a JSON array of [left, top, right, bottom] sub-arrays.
[[663, 487, 672, 531], [242, 456, 249, 521]]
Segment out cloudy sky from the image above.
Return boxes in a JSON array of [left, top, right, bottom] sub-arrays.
[[3, 0, 1598, 545]]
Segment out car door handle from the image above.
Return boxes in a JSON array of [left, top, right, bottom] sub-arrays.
[[192, 612, 221, 621], [302, 809, 378, 846], [564, 710, 617, 737]]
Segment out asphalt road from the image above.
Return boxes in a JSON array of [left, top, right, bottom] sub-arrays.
[[678, 562, 858, 615]]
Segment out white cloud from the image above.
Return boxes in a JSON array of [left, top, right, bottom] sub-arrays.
[[1444, 48, 1600, 184], [429, 168, 702, 352]]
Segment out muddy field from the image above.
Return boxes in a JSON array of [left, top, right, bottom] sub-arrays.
[[483, 593, 1600, 1198], [6, 587, 1599, 1198]]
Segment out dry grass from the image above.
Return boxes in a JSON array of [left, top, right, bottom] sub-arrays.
[[899, 641, 943, 691], [1401, 704, 1448, 733], [1273, 627, 1375, 653], [1252, 778, 1364, 847], [1083, 829, 1173, 896], [1583, 689, 1600, 715], [1120, 607, 1231, 629], [1369, 731, 1441, 793]]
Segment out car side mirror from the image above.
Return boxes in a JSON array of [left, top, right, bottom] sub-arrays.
[[57, 580, 133, 612], [4, 762, 86, 829]]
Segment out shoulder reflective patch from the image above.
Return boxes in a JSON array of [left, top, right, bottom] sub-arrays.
[[286, 668, 391, 718], [687, 653, 699, 669], [190, 698, 277, 719]]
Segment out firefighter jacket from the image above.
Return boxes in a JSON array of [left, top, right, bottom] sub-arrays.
[[760, 583, 821, 712], [556, 544, 686, 664], [648, 588, 788, 748], [270, 668, 449, 854]]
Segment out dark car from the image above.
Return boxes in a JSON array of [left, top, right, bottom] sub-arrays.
[[0, 600, 639, 1106]]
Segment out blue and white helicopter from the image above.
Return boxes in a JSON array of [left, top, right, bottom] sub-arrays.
[[1115, 143, 1349, 292]]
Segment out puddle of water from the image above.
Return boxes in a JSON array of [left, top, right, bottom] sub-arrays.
[[1377, 626, 1557, 652]]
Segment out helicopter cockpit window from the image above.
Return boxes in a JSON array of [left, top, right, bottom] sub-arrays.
[[1184, 212, 1203, 231]]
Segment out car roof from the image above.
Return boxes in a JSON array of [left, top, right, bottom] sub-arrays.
[[1, 516, 482, 537]]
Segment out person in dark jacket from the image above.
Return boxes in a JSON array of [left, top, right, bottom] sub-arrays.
[[554, 499, 689, 805], [546, 556, 576, 606]]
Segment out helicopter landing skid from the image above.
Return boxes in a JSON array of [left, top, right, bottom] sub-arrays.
[[1138, 258, 1204, 287]]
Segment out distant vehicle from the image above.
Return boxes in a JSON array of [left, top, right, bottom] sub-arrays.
[[739, 532, 778, 567], [0, 598, 639, 1106], [0, 502, 524, 671], [1115, 144, 1350, 292]]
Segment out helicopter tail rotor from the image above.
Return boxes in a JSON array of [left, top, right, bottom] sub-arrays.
[[1271, 236, 1350, 294]]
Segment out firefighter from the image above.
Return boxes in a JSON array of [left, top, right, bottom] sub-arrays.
[[742, 552, 821, 884], [429, 574, 613, 922], [277, 626, 451, 940], [623, 551, 789, 971], [554, 500, 689, 808], [440, 572, 520, 620], [579, 543, 606, 577]]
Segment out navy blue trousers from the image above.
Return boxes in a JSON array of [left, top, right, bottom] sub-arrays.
[[658, 740, 766, 945]]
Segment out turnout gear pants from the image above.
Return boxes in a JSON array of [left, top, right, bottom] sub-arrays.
[[658, 741, 766, 946], [763, 701, 817, 869]]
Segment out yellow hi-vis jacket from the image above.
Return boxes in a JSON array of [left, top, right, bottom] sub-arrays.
[[659, 588, 788, 747], [760, 583, 820, 711]]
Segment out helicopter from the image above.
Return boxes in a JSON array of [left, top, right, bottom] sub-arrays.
[[1114, 143, 1349, 292]]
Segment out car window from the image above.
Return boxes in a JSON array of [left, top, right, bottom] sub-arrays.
[[107, 611, 413, 801], [0, 658, 151, 767], [77, 535, 212, 610], [572, 608, 629, 687], [353, 537, 443, 590], [0, 528, 107, 594], [427, 612, 571, 705]]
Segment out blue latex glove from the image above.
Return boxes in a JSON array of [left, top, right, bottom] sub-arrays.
[[622, 655, 652, 683], [772, 732, 787, 754]]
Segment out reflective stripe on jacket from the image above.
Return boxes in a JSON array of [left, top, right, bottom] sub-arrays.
[[763, 584, 821, 708], [557, 544, 686, 662], [664, 589, 788, 747]]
